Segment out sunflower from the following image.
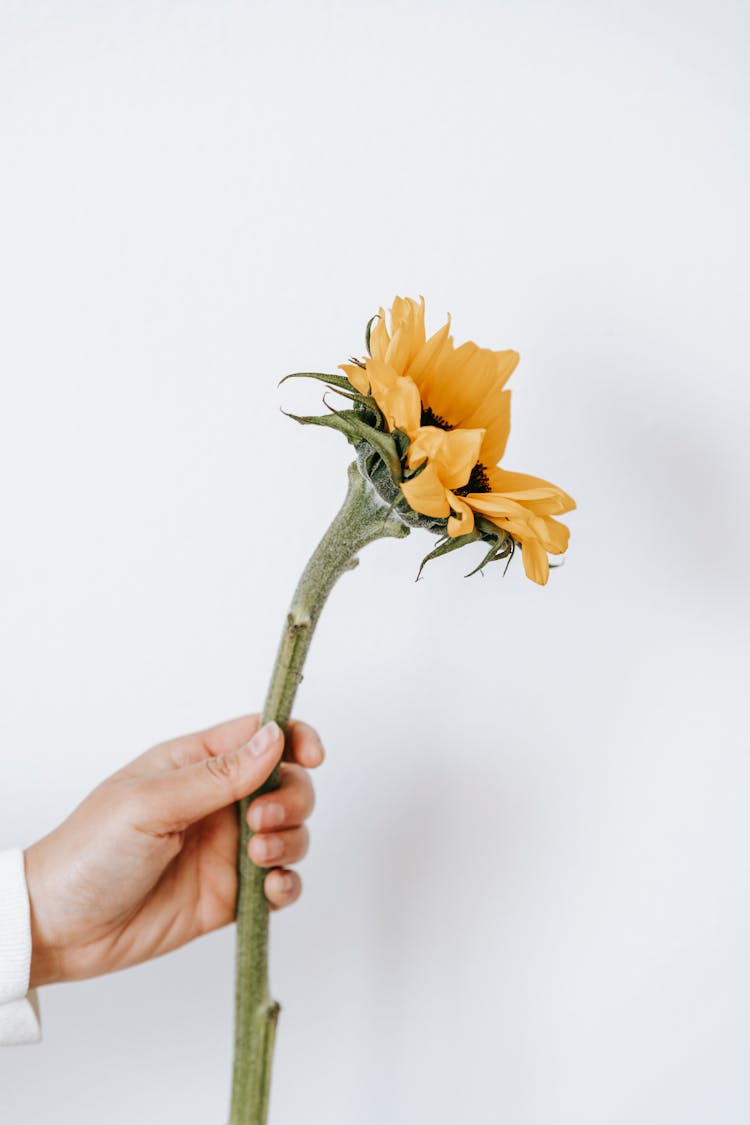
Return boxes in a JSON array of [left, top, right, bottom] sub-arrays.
[[339, 297, 575, 585]]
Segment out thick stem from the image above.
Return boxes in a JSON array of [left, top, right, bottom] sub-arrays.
[[229, 463, 408, 1125]]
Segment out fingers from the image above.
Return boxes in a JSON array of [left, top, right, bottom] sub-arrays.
[[197, 714, 263, 758], [284, 720, 325, 768], [120, 715, 263, 777], [127, 715, 324, 780], [137, 720, 284, 830], [248, 825, 309, 868], [247, 763, 314, 832], [264, 869, 302, 911]]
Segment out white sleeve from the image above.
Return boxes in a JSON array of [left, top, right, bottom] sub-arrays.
[[0, 848, 42, 1045]]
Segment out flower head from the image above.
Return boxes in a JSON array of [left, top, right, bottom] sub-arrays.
[[283, 296, 575, 585]]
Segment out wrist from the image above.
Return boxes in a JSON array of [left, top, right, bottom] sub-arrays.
[[24, 843, 64, 988]]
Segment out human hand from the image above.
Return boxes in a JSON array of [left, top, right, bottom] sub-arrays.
[[24, 715, 323, 988]]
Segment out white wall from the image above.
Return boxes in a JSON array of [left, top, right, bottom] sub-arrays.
[[1, 2, 748, 1122]]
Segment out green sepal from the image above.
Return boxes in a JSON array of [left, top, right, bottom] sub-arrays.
[[279, 369, 386, 428], [321, 385, 377, 412], [332, 408, 403, 483], [416, 533, 478, 581], [320, 387, 386, 436], [283, 407, 360, 439], [353, 394, 385, 430], [365, 315, 378, 356], [279, 371, 354, 393], [392, 429, 411, 459], [463, 536, 513, 578], [284, 403, 403, 484], [416, 521, 515, 581]]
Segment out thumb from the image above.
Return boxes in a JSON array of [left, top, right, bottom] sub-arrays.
[[139, 721, 284, 829]]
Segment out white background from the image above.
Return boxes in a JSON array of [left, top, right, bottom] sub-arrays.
[[1, 2, 749, 1122]]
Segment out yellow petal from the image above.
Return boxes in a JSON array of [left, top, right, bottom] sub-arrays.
[[390, 296, 413, 329], [463, 492, 531, 520], [535, 515, 570, 555], [385, 322, 413, 375], [340, 363, 370, 395], [422, 340, 478, 418], [432, 346, 513, 428], [481, 515, 533, 539], [474, 390, 511, 466], [379, 376, 422, 434], [487, 468, 576, 515], [446, 492, 475, 538], [407, 426, 485, 489], [406, 425, 446, 468], [364, 357, 400, 394], [400, 462, 451, 518], [369, 308, 390, 361], [435, 428, 486, 489], [521, 538, 550, 585], [390, 295, 426, 366], [408, 317, 452, 394]]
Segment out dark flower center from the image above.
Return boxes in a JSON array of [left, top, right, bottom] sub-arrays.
[[456, 463, 491, 496], [420, 405, 453, 430]]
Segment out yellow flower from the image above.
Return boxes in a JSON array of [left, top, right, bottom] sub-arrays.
[[341, 296, 575, 585]]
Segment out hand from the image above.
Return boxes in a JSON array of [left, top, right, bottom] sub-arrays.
[[24, 715, 323, 988]]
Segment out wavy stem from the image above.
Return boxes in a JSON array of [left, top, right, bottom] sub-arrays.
[[229, 463, 409, 1124]]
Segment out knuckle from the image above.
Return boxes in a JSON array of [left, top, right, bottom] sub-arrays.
[[280, 762, 301, 789], [290, 769, 315, 816], [204, 752, 239, 785]]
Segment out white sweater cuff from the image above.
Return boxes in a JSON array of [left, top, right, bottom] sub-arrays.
[[0, 848, 42, 1045]]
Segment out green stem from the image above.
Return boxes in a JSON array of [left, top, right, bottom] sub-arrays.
[[229, 463, 409, 1125]]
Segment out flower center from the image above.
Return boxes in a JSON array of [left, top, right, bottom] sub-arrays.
[[456, 463, 491, 496], [420, 405, 453, 430]]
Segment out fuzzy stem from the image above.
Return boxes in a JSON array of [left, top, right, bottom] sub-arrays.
[[229, 463, 409, 1125]]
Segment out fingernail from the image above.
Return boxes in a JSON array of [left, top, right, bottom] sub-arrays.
[[247, 721, 281, 757], [260, 802, 285, 830], [256, 835, 284, 862], [247, 801, 285, 832], [281, 872, 296, 894]]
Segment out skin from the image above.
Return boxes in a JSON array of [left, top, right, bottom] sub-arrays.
[[24, 714, 323, 989]]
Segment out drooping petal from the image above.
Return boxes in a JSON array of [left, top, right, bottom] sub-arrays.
[[521, 538, 550, 585], [534, 515, 570, 555], [406, 425, 446, 468], [445, 491, 475, 538], [400, 462, 451, 518], [379, 376, 422, 434], [407, 425, 486, 489], [463, 492, 532, 520], [487, 467, 576, 515], [434, 427, 486, 489], [340, 363, 370, 395]]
